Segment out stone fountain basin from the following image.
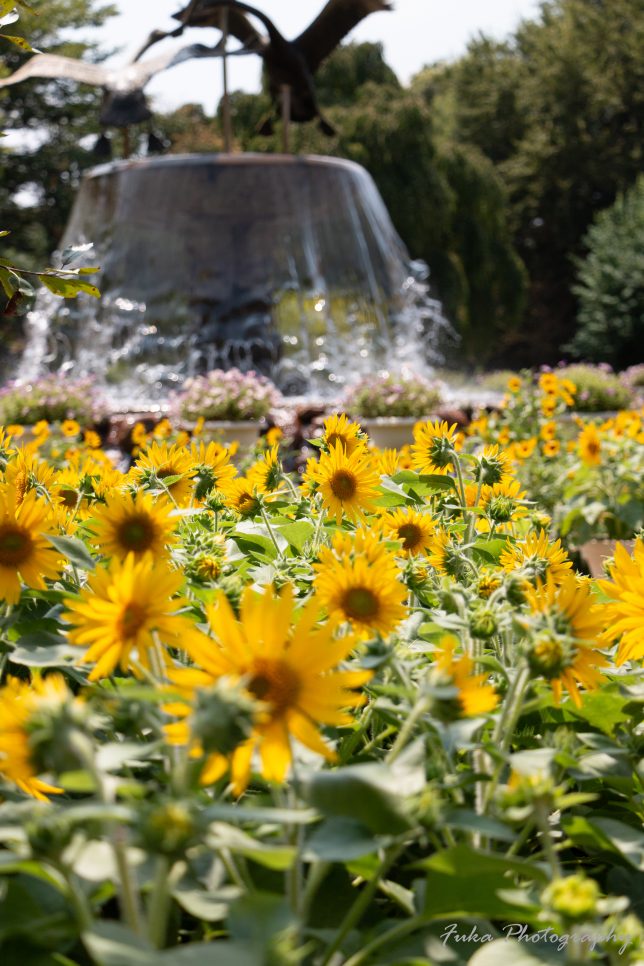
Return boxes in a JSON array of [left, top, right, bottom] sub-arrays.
[[25, 153, 418, 405]]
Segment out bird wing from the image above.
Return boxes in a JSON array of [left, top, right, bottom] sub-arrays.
[[105, 42, 231, 93], [294, 0, 393, 73], [0, 53, 109, 89], [172, 1, 265, 49]]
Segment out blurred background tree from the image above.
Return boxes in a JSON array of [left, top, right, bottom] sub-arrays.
[[565, 176, 644, 369], [0, 0, 116, 271]]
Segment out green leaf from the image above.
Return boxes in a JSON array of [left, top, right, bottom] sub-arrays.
[[276, 519, 314, 552], [159, 943, 254, 965], [171, 887, 237, 922], [417, 845, 546, 920], [444, 809, 515, 843], [9, 640, 79, 668], [47, 534, 96, 571], [304, 817, 384, 861], [82, 923, 158, 966], [469, 939, 563, 966], [568, 687, 631, 736], [562, 815, 644, 870], [0, 33, 34, 51], [0, 2, 17, 18], [207, 823, 296, 870], [203, 803, 317, 825], [39, 274, 99, 299], [305, 764, 414, 835]]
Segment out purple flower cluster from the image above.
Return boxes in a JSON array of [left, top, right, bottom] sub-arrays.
[[0, 375, 105, 425], [175, 368, 280, 422], [344, 370, 442, 419]]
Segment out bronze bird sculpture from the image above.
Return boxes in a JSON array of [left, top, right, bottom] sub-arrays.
[[0, 40, 228, 155], [142, 0, 393, 138]]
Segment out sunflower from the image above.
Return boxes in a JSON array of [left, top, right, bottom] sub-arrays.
[[429, 637, 499, 719], [221, 477, 264, 518], [0, 483, 62, 605], [540, 395, 558, 417], [132, 441, 197, 506], [90, 490, 177, 561], [598, 540, 644, 664], [507, 376, 522, 394], [313, 540, 407, 636], [523, 576, 607, 706], [538, 373, 559, 395], [0, 675, 65, 801], [482, 477, 528, 525], [247, 444, 283, 492], [427, 529, 470, 580], [578, 424, 601, 467], [543, 439, 561, 458], [540, 420, 557, 441], [61, 419, 81, 438], [321, 413, 364, 455], [304, 441, 380, 526], [500, 530, 572, 586], [384, 507, 435, 556], [411, 420, 459, 475], [4, 447, 56, 498], [474, 444, 510, 486], [166, 584, 371, 794], [189, 440, 237, 493], [374, 447, 402, 476], [62, 553, 203, 680]]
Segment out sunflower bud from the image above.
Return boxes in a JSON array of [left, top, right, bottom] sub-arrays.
[[474, 453, 505, 486], [527, 631, 571, 679], [505, 574, 529, 606], [542, 874, 600, 922], [488, 495, 515, 523], [26, 689, 93, 777], [26, 812, 74, 860], [192, 680, 255, 756], [139, 801, 200, 857], [470, 607, 498, 639]]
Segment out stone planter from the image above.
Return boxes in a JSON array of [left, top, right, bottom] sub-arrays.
[[580, 539, 635, 578], [357, 416, 436, 450]]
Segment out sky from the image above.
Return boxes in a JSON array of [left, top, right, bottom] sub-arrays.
[[95, 0, 542, 115]]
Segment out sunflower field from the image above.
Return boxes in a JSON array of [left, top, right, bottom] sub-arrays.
[[0, 372, 642, 966]]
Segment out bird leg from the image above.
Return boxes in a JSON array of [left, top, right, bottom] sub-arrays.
[[122, 127, 132, 159], [281, 84, 291, 154], [221, 6, 233, 153]]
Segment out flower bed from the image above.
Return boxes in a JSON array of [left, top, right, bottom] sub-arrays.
[[0, 408, 642, 963]]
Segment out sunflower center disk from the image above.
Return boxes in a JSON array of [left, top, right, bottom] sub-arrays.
[[397, 523, 422, 550], [118, 602, 149, 639], [330, 470, 357, 501], [118, 515, 156, 552], [342, 586, 380, 620], [247, 658, 301, 716], [0, 525, 33, 566]]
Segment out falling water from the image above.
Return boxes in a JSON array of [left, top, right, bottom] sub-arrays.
[[18, 154, 453, 409]]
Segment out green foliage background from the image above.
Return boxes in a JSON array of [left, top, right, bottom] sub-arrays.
[[1, 0, 643, 367]]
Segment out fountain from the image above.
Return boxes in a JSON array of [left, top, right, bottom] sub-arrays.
[[19, 152, 450, 410]]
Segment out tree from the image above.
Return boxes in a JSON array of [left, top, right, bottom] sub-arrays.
[[565, 177, 644, 367], [0, 0, 117, 271], [436, 0, 644, 364]]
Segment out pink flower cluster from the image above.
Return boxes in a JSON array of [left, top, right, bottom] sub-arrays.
[[344, 370, 442, 419], [175, 368, 280, 422], [0, 375, 105, 425]]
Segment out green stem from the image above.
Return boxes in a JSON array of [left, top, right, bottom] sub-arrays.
[[312, 501, 326, 555], [260, 504, 282, 557], [535, 800, 562, 877], [320, 844, 405, 966], [483, 664, 531, 810], [147, 856, 172, 949], [343, 914, 426, 966], [386, 695, 430, 765], [54, 863, 93, 932], [69, 731, 145, 937]]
